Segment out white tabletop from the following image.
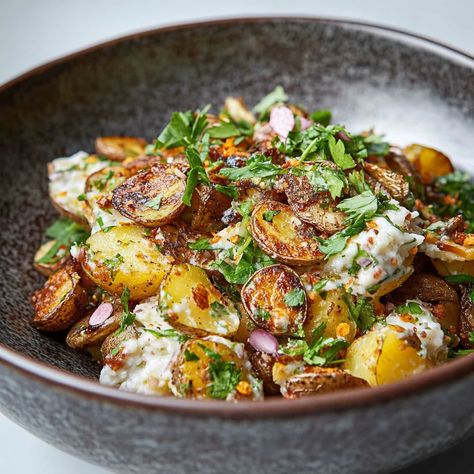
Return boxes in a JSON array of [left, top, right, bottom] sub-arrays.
[[1, 1, 473, 473]]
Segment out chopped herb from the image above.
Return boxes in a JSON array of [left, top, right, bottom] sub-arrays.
[[395, 301, 424, 315], [119, 287, 136, 331], [110, 345, 122, 357], [219, 153, 281, 181], [252, 85, 288, 115], [145, 328, 188, 343], [145, 194, 163, 209], [208, 359, 241, 399], [313, 279, 328, 293], [103, 253, 124, 278], [92, 170, 114, 191], [317, 221, 365, 257], [215, 184, 239, 200], [444, 274, 474, 285], [310, 109, 331, 126], [183, 146, 210, 206], [237, 200, 254, 218], [255, 307, 271, 320], [210, 301, 229, 318], [343, 294, 376, 332], [184, 349, 200, 361], [337, 191, 378, 224], [197, 343, 222, 361], [77, 193, 87, 202], [188, 238, 213, 250], [468, 331, 474, 344], [37, 218, 89, 265], [207, 121, 240, 138], [328, 135, 356, 170], [283, 288, 306, 307], [262, 209, 281, 222]]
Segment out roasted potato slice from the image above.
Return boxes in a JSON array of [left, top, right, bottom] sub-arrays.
[[275, 365, 369, 399], [363, 162, 410, 202], [303, 287, 357, 345], [285, 174, 345, 234], [224, 96, 256, 124], [241, 265, 307, 335], [343, 326, 432, 386], [389, 273, 459, 333], [95, 136, 147, 162], [80, 225, 172, 300], [66, 301, 121, 349], [246, 342, 280, 394], [112, 164, 186, 227], [31, 264, 87, 332], [250, 201, 323, 265], [160, 263, 240, 337], [101, 323, 139, 361], [170, 337, 260, 400], [432, 259, 474, 277], [85, 165, 130, 196], [404, 144, 454, 183], [33, 240, 68, 276]]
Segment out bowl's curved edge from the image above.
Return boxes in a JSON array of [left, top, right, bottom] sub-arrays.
[[1, 16, 474, 418]]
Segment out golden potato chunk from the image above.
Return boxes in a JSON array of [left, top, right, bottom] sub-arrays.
[[343, 326, 432, 386], [404, 144, 454, 183], [160, 263, 240, 337], [81, 225, 171, 300], [95, 136, 147, 162], [33, 240, 68, 277], [250, 200, 323, 265], [170, 338, 258, 400], [241, 264, 307, 335], [112, 164, 186, 227], [31, 264, 87, 332]]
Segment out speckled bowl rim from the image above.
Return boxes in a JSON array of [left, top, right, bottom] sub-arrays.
[[0, 16, 473, 419]]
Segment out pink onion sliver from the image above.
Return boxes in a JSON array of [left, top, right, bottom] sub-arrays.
[[336, 130, 351, 142], [89, 302, 114, 326], [269, 106, 295, 140], [248, 329, 279, 354], [358, 257, 372, 268], [300, 116, 313, 130]]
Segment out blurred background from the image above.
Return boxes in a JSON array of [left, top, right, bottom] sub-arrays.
[[0, 1, 472, 473]]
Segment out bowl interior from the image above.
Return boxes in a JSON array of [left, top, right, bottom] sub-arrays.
[[0, 18, 473, 381]]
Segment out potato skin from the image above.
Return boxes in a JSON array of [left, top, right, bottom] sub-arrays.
[[404, 144, 454, 183], [33, 240, 68, 277], [95, 136, 147, 162], [160, 263, 240, 337], [280, 367, 369, 399], [250, 200, 323, 265], [80, 225, 172, 300], [31, 264, 87, 332], [245, 342, 280, 394], [241, 264, 307, 335], [66, 301, 121, 349], [112, 164, 186, 227]]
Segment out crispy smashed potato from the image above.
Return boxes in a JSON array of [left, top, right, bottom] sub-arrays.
[[404, 144, 454, 183], [32, 264, 87, 332], [95, 136, 147, 162]]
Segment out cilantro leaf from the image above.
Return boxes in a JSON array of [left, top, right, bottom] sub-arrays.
[[184, 349, 200, 361], [343, 294, 376, 332], [188, 238, 213, 250], [283, 288, 306, 307], [119, 287, 136, 331], [252, 85, 288, 115], [145, 328, 189, 343], [219, 153, 281, 182], [215, 184, 239, 200], [395, 301, 424, 315], [208, 359, 242, 399], [337, 191, 378, 224], [444, 274, 474, 285], [182, 146, 210, 206], [262, 209, 281, 222], [310, 109, 332, 126], [317, 222, 365, 257]]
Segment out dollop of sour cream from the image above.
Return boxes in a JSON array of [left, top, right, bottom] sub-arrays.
[[323, 204, 424, 296]]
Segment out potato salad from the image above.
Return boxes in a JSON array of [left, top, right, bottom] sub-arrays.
[[31, 87, 474, 401]]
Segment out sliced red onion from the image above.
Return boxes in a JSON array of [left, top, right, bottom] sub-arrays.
[[269, 106, 295, 140], [336, 130, 351, 142], [358, 257, 372, 268], [385, 302, 395, 314], [248, 329, 279, 354], [300, 116, 313, 130], [89, 302, 113, 327]]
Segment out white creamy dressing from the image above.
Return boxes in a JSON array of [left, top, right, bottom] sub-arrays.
[[99, 297, 182, 395], [48, 151, 110, 219], [323, 204, 424, 296], [386, 299, 448, 361]]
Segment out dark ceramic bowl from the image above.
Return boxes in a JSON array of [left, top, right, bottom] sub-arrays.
[[0, 17, 473, 474]]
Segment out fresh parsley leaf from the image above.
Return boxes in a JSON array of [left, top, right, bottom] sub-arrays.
[[337, 191, 378, 224], [343, 294, 376, 332], [219, 153, 281, 181], [208, 359, 241, 399], [215, 184, 239, 200], [313, 279, 328, 293], [103, 253, 124, 278], [283, 288, 306, 307], [255, 307, 271, 320], [37, 218, 89, 265], [182, 146, 210, 206], [310, 109, 332, 126], [317, 222, 365, 257], [252, 85, 288, 115], [328, 135, 356, 170], [395, 301, 424, 315], [184, 349, 200, 361], [145, 194, 162, 209], [210, 301, 229, 318], [207, 121, 240, 138], [262, 209, 281, 222], [119, 287, 136, 331], [77, 193, 87, 202], [468, 331, 474, 344]]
